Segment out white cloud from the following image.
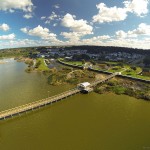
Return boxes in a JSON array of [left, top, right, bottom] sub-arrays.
[[0, 38, 64, 49], [93, 0, 149, 23], [45, 20, 50, 24], [60, 32, 81, 41], [93, 3, 128, 23], [23, 13, 33, 19], [44, 12, 60, 24], [0, 33, 15, 40], [124, 0, 149, 16], [1, 35, 150, 49], [130, 23, 150, 35], [116, 30, 128, 38], [0, 23, 10, 31], [53, 23, 57, 27], [48, 12, 57, 20], [53, 4, 60, 9], [81, 35, 110, 45], [116, 23, 150, 39], [61, 13, 93, 41], [20, 27, 28, 33], [105, 38, 150, 49], [0, 0, 33, 12], [62, 13, 93, 34], [41, 16, 46, 20], [20, 25, 58, 42], [96, 35, 110, 40]]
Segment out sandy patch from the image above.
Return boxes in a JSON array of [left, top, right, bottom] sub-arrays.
[[95, 74, 106, 80]]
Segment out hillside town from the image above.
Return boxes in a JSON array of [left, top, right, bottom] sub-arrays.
[[31, 47, 145, 65]]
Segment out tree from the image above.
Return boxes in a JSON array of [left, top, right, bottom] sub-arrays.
[[35, 60, 41, 68], [73, 54, 90, 61], [91, 60, 96, 65], [29, 60, 34, 67], [143, 56, 150, 66], [130, 66, 137, 71], [82, 59, 85, 64]]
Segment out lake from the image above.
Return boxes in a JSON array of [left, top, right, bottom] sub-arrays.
[[0, 59, 150, 150]]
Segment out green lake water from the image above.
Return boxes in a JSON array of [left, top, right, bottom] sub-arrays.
[[0, 59, 150, 150]]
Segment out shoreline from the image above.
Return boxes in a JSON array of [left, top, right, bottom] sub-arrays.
[[2, 57, 149, 101]]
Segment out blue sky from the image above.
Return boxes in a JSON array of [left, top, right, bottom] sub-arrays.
[[0, 0, 150, 49]]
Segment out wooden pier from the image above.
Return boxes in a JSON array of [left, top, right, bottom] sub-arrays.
[[90, 73, 117, 87], [0, 73, 117, 121], [0, 88, 80, 120]]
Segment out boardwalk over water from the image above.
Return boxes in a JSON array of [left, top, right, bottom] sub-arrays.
[[0, 73, 117, 120], [0, 88, 80, 120]]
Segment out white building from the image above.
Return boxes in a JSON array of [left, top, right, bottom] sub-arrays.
[[77, 82, 92, 93]]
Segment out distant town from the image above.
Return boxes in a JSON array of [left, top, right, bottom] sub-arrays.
[[32, 47, 145, 64]]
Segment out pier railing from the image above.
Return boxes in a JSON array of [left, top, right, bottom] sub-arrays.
[[0, 88, 80, 120], [0, 73, 118, 120], [90, 73, 117, 87]]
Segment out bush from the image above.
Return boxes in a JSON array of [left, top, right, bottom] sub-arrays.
[[110, 86, 126, 95], [107, 80, 118, 86], [94, 87, 105, 94], [66, 78, 78, 84], [130, 66, 137, 71], [125, 88, 138, 97], [35, 60, 41, 68]]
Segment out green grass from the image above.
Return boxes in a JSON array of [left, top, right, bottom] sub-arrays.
[[36, 58, 49, 71], [109, 86, 126, 95], [104, 61, 119, 65], [108, 66, 124, 73], [59, 59, 83, 66], [121, 66, 150, 80], [66, 61, 83, 66], [59, 58, 150, 81]]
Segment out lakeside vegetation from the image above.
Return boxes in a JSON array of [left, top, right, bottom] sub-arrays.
[[60, 58, 150, 80], [57, 58, 150, 100], [0, 47, 36, 58], [0, 46, 149, 101], [94, 78, 150, 100], [35, 58, 49, 71], [47, 67, 95, 86], [25, 58, 49, 73]]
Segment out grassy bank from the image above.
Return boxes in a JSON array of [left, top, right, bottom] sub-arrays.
[[36, 58, 49, 71], [25, 58, 49, 73], [94, 78, 150, 101], [59, 58, 150, 81]]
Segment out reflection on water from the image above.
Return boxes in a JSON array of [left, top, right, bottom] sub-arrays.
[[0, 58, 14, 63]]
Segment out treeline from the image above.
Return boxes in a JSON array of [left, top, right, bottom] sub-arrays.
[[143, 56, 150, 66], [0, 47, 36, 58], [1, 45, 150, 57], [64, 45, 150, 55]]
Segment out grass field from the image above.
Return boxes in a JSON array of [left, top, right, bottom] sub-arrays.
[[36, 58, 49, 71], [59, 58, 150, 80]]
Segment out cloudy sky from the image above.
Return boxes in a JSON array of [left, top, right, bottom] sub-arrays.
[[0, 0, 150, 49]]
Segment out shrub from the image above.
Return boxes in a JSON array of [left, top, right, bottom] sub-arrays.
[[110, 86, 126, 95]]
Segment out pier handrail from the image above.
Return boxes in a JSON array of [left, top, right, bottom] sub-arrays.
[[0, 88, 79, 116], [0, 73, 117, 120]]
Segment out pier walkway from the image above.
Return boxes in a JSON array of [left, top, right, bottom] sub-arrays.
[[90, 73, 118, 87], [0, 88, 80, 120], [0, 73, 117, 120]]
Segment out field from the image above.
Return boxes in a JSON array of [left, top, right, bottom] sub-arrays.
[[36, 58, 49, 71], [60, 59, 150, 80]]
